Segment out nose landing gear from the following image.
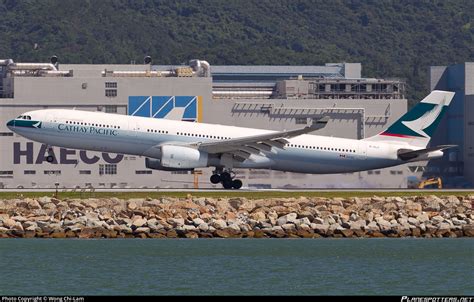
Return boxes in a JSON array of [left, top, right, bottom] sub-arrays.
[[210, 170, 243, 189], [45, 146, 55, 163]]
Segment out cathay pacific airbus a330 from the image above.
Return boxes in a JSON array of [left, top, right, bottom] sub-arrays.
[[7, 90, 455, 189]]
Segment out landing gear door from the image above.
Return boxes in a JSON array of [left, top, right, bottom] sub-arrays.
[[357, 142, 367, 160]]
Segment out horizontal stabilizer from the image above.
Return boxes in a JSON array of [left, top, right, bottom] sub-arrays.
[[397, 145, 457, 161]]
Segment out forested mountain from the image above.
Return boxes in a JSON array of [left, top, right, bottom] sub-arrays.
[[0, 0, 472, 104]]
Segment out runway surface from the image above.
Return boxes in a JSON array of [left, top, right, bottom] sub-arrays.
[[0, 188, 472, 193]]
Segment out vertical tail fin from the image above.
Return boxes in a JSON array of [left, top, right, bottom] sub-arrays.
[[364, 90, 455, 147]]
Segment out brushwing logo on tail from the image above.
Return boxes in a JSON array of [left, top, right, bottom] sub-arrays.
[[401, 97, 446, 138], [381, 95, 449, 139]]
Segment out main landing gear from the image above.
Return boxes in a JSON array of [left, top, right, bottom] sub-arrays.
[[210, 170, 243, 190]]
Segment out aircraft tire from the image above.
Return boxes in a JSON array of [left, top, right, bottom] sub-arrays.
[[222, 180, 233, 189], [232, 179, 243, 189], [46, 155, 54, 163], [220, 172, 232, 182], [210, 174, 221, 184]]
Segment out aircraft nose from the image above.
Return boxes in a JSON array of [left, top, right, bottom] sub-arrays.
[[6, 119, 15, 128]]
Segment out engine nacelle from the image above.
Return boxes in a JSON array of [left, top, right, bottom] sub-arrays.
[[145, 158, 194, 172], [160, 145, 208, 169]]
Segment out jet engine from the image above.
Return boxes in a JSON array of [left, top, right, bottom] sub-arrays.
[[145, 158, 194, 172], [145, 145, 209, 170]]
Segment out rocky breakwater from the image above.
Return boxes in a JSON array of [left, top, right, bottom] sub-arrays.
[[0, 195, 473, 238]]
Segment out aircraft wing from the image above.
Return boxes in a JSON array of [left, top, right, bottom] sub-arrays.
[[190, 116, 329, 160], [397, 145, 457, 160]]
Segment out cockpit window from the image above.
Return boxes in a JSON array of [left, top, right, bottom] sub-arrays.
[[16, 115, 31, 120]]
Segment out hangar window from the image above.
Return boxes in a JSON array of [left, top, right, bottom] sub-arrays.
[[79, 170, 91, 175], [105, 89, 117, 97], [99, 164, 117, 175], [44, 170, 61, 175], [0, 171, 13, 175], [135, 170, 152, 174], [105, 105, 117, 113], [0, 132, 13, 136], [105, 82, 117, 88], [295, 117, 307, 125], [24, 170, 36, 175], [330, 84, 345, 92]]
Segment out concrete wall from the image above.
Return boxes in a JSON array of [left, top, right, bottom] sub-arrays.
[[429, 62, 473, 187], [464, 63, 474, 185]]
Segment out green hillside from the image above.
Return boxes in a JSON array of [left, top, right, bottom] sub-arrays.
[[0, 0, 472, 104]]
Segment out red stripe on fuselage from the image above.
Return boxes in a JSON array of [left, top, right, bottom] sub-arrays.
[[380, 132, 417, 138]]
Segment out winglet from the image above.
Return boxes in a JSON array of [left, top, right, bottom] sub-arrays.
[[308, 116, 330, 131]]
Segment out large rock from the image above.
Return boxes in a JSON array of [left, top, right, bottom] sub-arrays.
[[143, 199, 161, 208], [250, 211, 266, 222], [168, 218, 185, 227], [228, 198, 244, 210], [132, 218, 147, 228], [431, 215, 445, 225], [366, 221, 380, 232], [375, 217, 392, 232], [438, 222, 452, 231], [211, 219, 227, 229], [118, 225, 133, 234], [70, 201, 84, 210], [383, 203, 397, 211], [271, 226, 284, 233], [406, 201, 422, 216], [281, 224, 296, 232], [192, 218, 205, 226], [336, 229, 354, 238], [423, 196, 441, 212], [312, 217, 325, 225], [198, 223, 209, 232], [182, 225, 197, 232], [27, 199, 42, 209], [22, 221, 38, 229], [2, 218, 18, 229], [38, 196, 52, 206], [416, 213, 430, 223], [227, 223, 241, 232], [462, 225, 474, 237], [349, 220, 366, 230], [298, 211, 314, 222], [295, 217, 311, 226], [127, 201, 137, 210], [452, 217, 467, 226], [276, 213, 297, 226], [445, 195, 460, 207], [12, 216, 28, 223]]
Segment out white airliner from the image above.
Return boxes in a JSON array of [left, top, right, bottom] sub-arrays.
[[7, 90, 455, 189]]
